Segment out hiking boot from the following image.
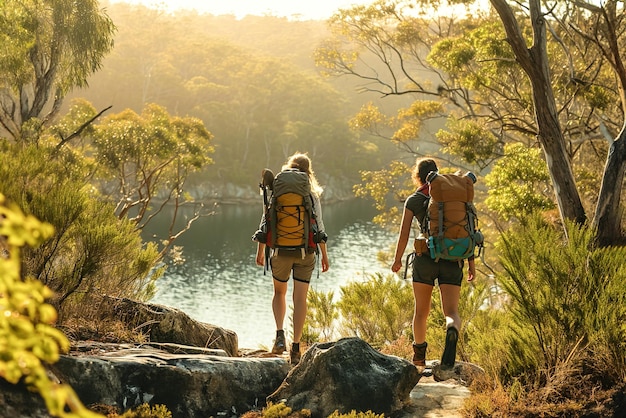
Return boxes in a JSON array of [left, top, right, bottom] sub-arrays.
[[412, 342, 427, 369], [441, 327, 459, 370], [271, 330, 286, 354], [290, 342, 301, 366]]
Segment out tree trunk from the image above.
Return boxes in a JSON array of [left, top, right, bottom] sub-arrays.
[[589, 0, 626, 246], [594, 125, 626, 246], [491, 0, 587, 225]]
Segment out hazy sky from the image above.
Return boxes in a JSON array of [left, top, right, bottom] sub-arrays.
[[108, 0, 376, 20]]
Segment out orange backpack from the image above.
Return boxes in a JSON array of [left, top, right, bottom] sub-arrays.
[[423, 171, 483, 261], [253, 168, 324, 259]]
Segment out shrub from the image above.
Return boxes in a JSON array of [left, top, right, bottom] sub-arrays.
[[0, 143, 162, 323], [115, 404, 172, 418], [240, 402, 311, 418], [302, 289, 339, 343], [498, 215, 626, 385], [336, 273, 413, 348], [0, 194, 103, 417], [327, 411, 384, 418], [305, 271, 490, 365]]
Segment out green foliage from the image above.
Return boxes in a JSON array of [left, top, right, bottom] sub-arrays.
[[0, 194, 104, 418], [461, 303, 516, 379], [336, 273, 413, 348], [0, 143, 162, 319], [497, 215, 626, 383], [327, 411, 384, 418], [116, 404, 172, 418], [485, 143, 555, 221], [0, 0, 115, 141], [303, 289, 338, 343], [353, 160, 412, 228], [91, 103, 214, 224], [247, 402, 310, 418], [436, 118, 500, 169], [261, 402, 293, 418], [305, 270, 490, 366]]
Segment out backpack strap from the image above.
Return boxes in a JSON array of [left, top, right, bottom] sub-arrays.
[[415, 184, 430, 236], [264, 245, 271, 276]]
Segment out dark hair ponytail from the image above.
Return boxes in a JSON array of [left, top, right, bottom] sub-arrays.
[[412, 158, 438, 185]]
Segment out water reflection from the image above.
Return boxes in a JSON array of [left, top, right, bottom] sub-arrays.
[[145, 198, 396, 349]]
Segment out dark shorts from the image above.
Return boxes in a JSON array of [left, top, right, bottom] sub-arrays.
[[412, 254, 463, 286], [270, 250, 315, 283]]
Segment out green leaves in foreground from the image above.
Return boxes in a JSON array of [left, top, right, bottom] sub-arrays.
[[0, 195, 103, 417]]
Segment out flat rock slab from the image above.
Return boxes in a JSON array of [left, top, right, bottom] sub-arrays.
[[52, 344, 290, 417], [405, 375, 471, 418]]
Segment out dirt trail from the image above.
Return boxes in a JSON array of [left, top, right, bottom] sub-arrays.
[[403, 375, 471, 418], [399, 361, 481, 418]]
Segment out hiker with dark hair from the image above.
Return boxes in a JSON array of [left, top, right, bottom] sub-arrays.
[[255, 152, 330, 365], [391, 157, 476, 373]]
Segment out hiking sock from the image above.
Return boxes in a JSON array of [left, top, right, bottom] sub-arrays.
[[440, 327, 458, 369]]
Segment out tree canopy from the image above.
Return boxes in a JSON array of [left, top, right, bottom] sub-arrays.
[[317, 0, 626, 244], [0, 0, 115, 141]]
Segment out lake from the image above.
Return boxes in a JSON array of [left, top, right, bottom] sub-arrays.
[[145, 198, 398, 349]]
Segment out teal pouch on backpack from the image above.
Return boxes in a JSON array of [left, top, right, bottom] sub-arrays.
[[428, 236, 475, 261]]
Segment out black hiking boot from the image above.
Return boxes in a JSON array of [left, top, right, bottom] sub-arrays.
[[441, 326, 459, 370], [271, 330, 286, 354], [412, 342, 427, 370], [290, 342, 301, 366]]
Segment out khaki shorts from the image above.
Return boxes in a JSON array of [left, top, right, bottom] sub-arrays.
[[270, 250, 316, 283]]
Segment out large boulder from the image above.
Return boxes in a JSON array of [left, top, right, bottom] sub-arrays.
[[97, 296, 239, 357], [268, 337, 421, 417], [50, 342, 289, 417], [0, 379, 50, 418]]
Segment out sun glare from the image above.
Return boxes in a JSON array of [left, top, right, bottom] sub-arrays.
[[108, 0, 374, 20]]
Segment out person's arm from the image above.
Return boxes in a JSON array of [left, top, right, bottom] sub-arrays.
[[467, 257, 475, 282], [391, 207, 414, 273], [256, 242, 266, 266], [313, 195, 330, 272], [318, 242, 329, 272], [313, 194, 325, 232]]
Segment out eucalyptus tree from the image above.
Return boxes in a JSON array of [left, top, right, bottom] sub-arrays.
[[489, 0, 626, 246], [0, 0, 115, 142], [85, 102, 215, 257], [317, 0, 625, 245]]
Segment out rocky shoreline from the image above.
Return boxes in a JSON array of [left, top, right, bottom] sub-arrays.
[[1, 296, 482, 418]]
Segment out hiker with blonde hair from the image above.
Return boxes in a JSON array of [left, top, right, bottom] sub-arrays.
[[255, 152, 329, 365]]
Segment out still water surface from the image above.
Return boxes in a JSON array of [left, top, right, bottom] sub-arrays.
[[145, 198, 397, 349]]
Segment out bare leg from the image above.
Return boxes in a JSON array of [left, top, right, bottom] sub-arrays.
[[272, 278, 288, 331], [439, 283, 461, 369], [412, 282, 434, 344], [439, 284, 461, 331], [291, 280, 310, 343]]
